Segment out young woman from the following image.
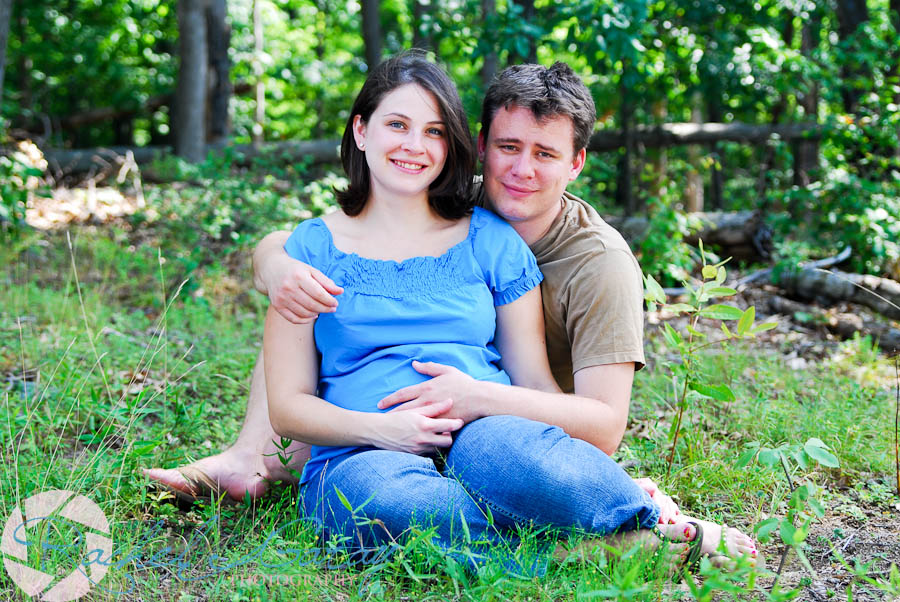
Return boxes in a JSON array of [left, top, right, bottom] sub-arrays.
[[263, 52, 756, 569]]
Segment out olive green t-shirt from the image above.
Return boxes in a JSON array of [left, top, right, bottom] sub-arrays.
[[477, 186, 646, 393]]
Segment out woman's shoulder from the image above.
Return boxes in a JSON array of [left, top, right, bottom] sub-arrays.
[[471, 206, 518, 237], [284, 216, 332, 263]]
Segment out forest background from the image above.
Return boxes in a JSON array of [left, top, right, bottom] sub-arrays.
[[1, 0, 900, 601]]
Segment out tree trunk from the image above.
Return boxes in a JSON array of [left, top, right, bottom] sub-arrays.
[[685, 92, 704, 212], [834, 0, 870, 114], [175, 0, 209, 162], [411, 0, 434, 53], [480, 0, 498, 89], [793, 15, 820, 187], [361, 0, 382, 70], [253, 0, 264, 145], [616, 74, 635, 216], [0, 0, 12, 111], [206, 0, 231, 145], [649, 99, 667, 199], [706, 85, 724, 210]]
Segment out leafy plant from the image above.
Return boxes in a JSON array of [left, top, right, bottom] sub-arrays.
[[644, 241, 777, 478], [738, 437, 840, 587], [0, 141, 48, 239]]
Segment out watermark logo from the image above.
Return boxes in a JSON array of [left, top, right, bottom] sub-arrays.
[[2, 490, 112, 602]]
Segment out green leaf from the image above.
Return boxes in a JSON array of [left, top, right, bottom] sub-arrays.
[[808, 496, 825, 518], [665, 303, 695, 314], [685, 324, 707, 339], [754, 517, 780, 543], [804, 440, 840, 468], [720, 323, 733, 338], [662, 323, 684, 349], [334, 486, 354, 512], [779, 520, 797, 546], [737, 306, 756, 336], [699, 304, 744, 320], [644, 274, 666, 304], [689, 381, 736, 402], [715, 266, 727, 284], [751, 321, 778, 334], [706, 286, 737, 298], [757, 448, 780, 467], [736, 443, 760, 467]]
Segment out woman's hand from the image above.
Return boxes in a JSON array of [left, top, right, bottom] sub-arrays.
[[634, 477, 681, 524], [368, 399, 465, 454]]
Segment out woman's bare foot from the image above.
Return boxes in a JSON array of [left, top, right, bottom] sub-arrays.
[[555, 522, 697, 573], [681, 516, 759, 568], [143, 440, 309, 503]]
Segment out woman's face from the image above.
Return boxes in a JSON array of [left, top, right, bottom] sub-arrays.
[[353, 83, 449, 203]]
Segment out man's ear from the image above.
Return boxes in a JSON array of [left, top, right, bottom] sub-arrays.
[[477, 132, 486, 161], [352, 115, 367, 150], [568, 147, 587, 181]]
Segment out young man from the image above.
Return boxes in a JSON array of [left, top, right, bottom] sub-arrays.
[[147, 61, 649, 510]]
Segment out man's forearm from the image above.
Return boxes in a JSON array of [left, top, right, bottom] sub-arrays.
[[471, 381, 628, 455], [252, 230, 292, 295]]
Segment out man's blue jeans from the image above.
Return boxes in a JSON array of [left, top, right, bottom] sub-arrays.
[[299, 415, 660, 560]]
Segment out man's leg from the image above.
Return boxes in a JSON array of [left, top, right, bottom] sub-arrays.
[[445, 415, 659, 533], [143, 350, 310, 501]]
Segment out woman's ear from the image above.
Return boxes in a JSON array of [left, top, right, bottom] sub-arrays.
[[352, 115, 367, 151]]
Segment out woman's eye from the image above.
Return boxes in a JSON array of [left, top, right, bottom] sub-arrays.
[[388, 121, 405, 129], [427, 128, 444, 136]]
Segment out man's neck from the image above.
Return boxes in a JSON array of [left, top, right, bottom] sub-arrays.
[[505, 198, 565, 246]]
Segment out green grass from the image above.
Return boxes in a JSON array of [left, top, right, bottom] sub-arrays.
[[1, 178, 898, 600]]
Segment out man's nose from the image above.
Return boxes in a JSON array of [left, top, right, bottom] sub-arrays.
[[511, 153, 535, 179]]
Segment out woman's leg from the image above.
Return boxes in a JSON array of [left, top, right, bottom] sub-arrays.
[[445, 415, 660, 533], [300, 449, 519, 556]]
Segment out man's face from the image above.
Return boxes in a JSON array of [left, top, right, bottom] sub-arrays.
[[479, 105, 586, 240]]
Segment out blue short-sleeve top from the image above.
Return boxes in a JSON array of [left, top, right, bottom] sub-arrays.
[[283, 206, 543, 485]]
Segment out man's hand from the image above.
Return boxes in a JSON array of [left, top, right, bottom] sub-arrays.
[[377, 361, 484, 424], [270, 262, 343, 324], [634, 477, 681, 524], [253, 231, 344, 324], [370, 398, 464, 454]]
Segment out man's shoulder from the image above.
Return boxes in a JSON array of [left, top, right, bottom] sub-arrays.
[[535, 191, 635, 264]]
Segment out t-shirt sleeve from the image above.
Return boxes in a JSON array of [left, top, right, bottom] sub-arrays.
[[472, 210, 544, 305], [567, 248, 646, 371], [283, 218, 332, 273]]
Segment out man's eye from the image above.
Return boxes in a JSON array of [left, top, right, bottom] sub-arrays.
[[501, 145, 517, 151]]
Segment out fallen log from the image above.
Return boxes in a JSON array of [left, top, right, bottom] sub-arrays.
[[767, 295, 900, 354], [587, 122, 820, 153], [606, 210, 772, 262], [42, 138, 342, 175], [777, 268, 900, 321]]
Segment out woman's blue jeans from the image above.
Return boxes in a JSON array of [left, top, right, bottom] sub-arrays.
[[299, 415, 660, 561]]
